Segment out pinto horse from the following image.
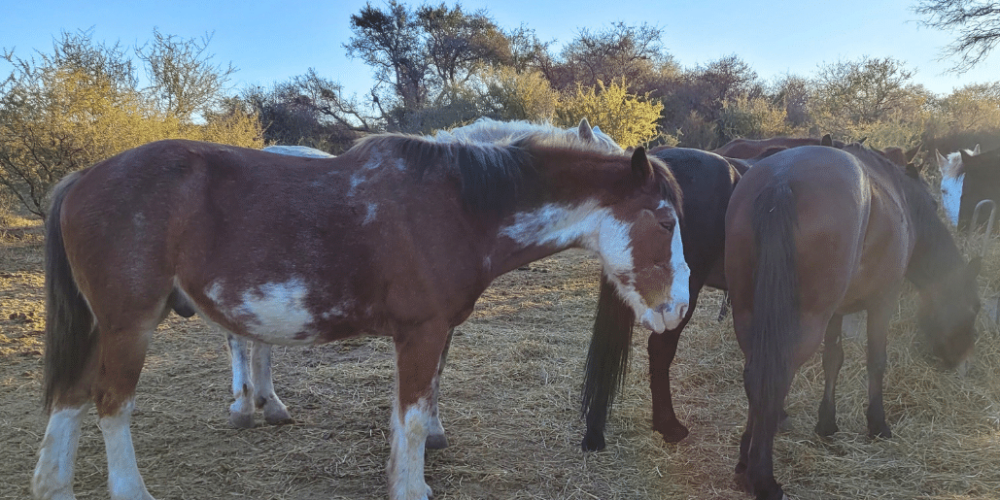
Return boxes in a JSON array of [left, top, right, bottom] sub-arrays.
[[581, 147, 740, 449], [725, 144, 979, 500], [935, 145, 979, 227], [217, 119, 625, 447], [34, 130, 691, 500]]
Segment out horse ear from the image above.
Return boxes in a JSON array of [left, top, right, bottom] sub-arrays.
[[935, 149, 947, 168], [821, 134, 833, 146], [631, 146, 653, 182], [858, 136, 867, 145], [578, 118, 595, 142], [960, 149, 975, 167], [968, 256, 982, 278], [973, 144, 981, 155]]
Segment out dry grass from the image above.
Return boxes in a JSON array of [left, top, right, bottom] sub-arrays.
[[2, 215, 1000, 500]]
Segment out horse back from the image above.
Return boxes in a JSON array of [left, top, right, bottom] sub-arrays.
[[727, 146, 910, 320], [56, 139, 489, 344]]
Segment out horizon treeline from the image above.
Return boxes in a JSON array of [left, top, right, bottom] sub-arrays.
[[2, 1, 1000, 218]]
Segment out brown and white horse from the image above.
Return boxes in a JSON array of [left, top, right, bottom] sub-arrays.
[[221, 119, 624, 444], [34, 129, 689, 500]]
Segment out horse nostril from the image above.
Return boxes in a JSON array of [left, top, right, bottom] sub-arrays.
[[677, 303, 688, 319]]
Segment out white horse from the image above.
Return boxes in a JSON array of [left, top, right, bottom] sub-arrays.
[[225, 120, 625, 436], [936, 144, 981, 226]]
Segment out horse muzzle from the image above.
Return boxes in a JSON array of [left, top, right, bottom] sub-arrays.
[[641, 301, 688, 333]]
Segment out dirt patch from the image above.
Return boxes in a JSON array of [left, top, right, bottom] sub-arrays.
[[3, 220, 1000, 499]]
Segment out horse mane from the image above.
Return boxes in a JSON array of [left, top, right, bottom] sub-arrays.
[[435, 117, 623, 154], [348, 133, 531, 214], [345, 129, 681, 222]]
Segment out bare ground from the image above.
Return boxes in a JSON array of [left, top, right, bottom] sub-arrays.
[[3, 218, 1000, 500]]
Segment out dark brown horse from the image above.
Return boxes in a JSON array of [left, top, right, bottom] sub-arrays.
[[581, 147, 740, 449], [712, 135, 845, 159], [33, 132, 690, 500], [958, 146, 1000, 230], [725, 144, 979, 499]]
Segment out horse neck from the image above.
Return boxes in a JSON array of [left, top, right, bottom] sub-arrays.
[[905, 203, 966, 290], [489, 199, 614, 277]]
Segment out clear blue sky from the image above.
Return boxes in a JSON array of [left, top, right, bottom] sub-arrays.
[[3, 0, 997, 102]]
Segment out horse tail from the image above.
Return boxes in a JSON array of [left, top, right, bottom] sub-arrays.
[[43, 171, 97, 412], [580, 274, 635, 450], [747, 178, 800, 435]]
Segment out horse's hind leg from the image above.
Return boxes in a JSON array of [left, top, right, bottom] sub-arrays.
[[815, 314, 844, 437], [865, 301, 896, 439], [33, 403, 91, 500], [251, 341, 292, 425], [425, 328, 454, 450], [93, 316, 160, 500]]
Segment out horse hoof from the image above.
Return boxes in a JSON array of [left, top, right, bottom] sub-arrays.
[[868, 426, 892, 439], [426, 433, 449, 450], [229, 412, 255, 429], [264, 407, 294, 426], [654, 422, 689, 443], [581, 431, 606, 452], [733, 471, 752, 494], [814, 420, 838, 437]]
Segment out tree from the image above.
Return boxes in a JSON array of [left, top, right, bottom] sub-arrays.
[[812, 57, 928, 124], [0, 30, 261, 218], [915, 0, 1000, 72], [542, 22, 676, 94], [135, 29, 238, 121], [345, 1, 512, 131], [555, 79, 663, 148]]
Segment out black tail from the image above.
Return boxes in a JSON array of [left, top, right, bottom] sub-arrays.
[[747, 179, 800, 435], [580, 274, 635, 450], [43, 171, 98, 412]]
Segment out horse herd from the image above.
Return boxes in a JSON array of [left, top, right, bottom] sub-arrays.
[[28, 119, 997, 500]]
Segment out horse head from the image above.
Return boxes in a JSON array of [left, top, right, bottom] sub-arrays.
[[917, 256, 980, 367]]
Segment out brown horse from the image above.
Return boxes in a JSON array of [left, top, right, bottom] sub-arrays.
[[33, 132, 690, 500], [725, 144, 980, 499], [713, 135, 844, 159]]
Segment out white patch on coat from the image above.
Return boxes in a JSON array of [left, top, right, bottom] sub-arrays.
[[388, 396, 433, 500], [206, 278, 316, 345], [348, 151, 384, 197], [363, 202, 379, 225], [99, 400, 154, 500], [32, 404, 90, 500]]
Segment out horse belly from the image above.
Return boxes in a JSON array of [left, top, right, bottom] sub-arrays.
[[196, 278, 361, 346]]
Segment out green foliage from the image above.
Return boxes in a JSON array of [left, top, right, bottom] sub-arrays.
[[718, 95, 798, 142], [478, 67, 559, 121], [555, 79, 663, 148], [0, 30, 262, 219]]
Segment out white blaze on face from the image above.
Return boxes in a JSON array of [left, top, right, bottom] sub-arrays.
[[640, 217, 690, 333], [941, 174, 963, 226]]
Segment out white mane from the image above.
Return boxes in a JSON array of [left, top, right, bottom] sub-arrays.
[[433, 117, 625, 155], [263, 145, 336, 158]]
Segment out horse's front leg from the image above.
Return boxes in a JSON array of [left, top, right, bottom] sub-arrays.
[[648, 288, 700, 443], [226, 332, 256, 428], [389, 323, 451, 500], [865, 301, 895, 439], [251, 342, 293, 425], [425, 328, 454, 450], [815, 314, 844, 437]]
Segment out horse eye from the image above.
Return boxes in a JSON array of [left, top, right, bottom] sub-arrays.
[[660, 220, 675, 232]]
